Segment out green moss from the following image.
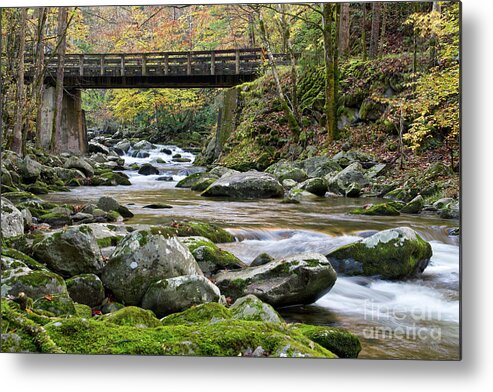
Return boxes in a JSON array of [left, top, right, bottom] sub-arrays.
[[1, 248, 49, 272], [170, 222, 234, 243], [100, 171, 131, 186], [74, 303, 93, 318], [161, 303, 232, 326], [191, 178, 217, 192], [96, 235, 123, 248], [102, 306, 161, 328], [350, 203, 400, 216], [2, 191, 39, 203], [292, 324, 361, 358], [44, 317, 335, 357]]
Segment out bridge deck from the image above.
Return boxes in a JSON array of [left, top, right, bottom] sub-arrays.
[[29, 48, 288, 89]]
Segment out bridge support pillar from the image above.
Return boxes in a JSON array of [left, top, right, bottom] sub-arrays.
[[39, 86, 87, 154]]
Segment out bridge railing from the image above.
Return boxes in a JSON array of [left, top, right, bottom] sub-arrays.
[[32, 48, 289, 79]]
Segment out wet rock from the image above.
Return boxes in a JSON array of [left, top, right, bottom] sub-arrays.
[[133, 140, 154, 151], [64, 156, 94, 177], [101, 229, 203, 305], [350, 203, 400, 216], [214, 253, 337, 307], [66, 273, 105, 307], [251, 253, 275, 267], [1, 197, 24, 238], [201, 171, 284, 199], [138, 163, 159, 176], [161, 148, 172, 155], [157, 176, 174, 181], [326, 162, 369, 196], [33, 226, 104, 278], [178, 236, 246, 276], [143, 203, 173, 209], [176, 172, 219, 188], [114, 139, 131, 153], [88, 141, 110, 155], [172, 157, 192, 163], [401, 195, 424, 214], [141, 275, 221, 317], [299, 177, 328, 197], [208, 166, 240, 178], [326, 227, 432, 279], [131, 151, 150, 158]]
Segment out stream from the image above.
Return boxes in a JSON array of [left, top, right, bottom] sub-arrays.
[[44, 143, 460, 360]]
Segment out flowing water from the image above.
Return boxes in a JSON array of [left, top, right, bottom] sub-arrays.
[[44, 144, 460, 360]]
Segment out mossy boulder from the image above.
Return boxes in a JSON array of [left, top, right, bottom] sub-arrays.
[[101, 306, 161, 328], [168, 221, 235, 243], [38, 211, 72, 227], [350, 203, 400, 216], [138, 163, 159, 175], [32, 226, 104, 278], [160, 302, 231, 326], [26, 181, 49, 195], [214, 253, 337, 307], [19, 155, 43, 183], [176, 172, 217, 188], [2, 191, 39, 204], [1, 197, 24, 238], [299, 177, 328, 196], [202, 171, 284, 199], [141, 275, 221, 318], [178, 236, 246, 276], [401, 195, 425, 214], [332, 150, 377, 169], [230, 295, 283, 323], [64, 156, 94, 177], [1, 248, 49, 272], [251, 253, 275, 267], [292, 324, 361, 358], [1, 257, 75, 316], [300, 157, 342, 178], [438, 200, 460, 219], [191, 177, 218, 192], [99, 171, 131, 186], [101, 229, 203, 306], [265, 160, 308, 183], [96, 196, 134, 218], [359, 99, 386, 122], [326, 162, 369, 196], [326, 227, 432, 279], [66, 274, 105, 308]]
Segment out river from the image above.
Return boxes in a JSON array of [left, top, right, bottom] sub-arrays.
[[44, 143, 460, 360]]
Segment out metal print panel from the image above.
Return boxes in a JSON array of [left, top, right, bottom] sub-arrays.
[[0, 1, 460, 360]]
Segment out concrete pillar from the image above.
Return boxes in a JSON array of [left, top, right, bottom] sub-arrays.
[[39, 86, 87, 154]]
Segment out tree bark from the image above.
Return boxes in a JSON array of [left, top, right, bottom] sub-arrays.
[[34, 7, 48, 148], [12, 8, 27, 155], [50, 7, 68, 153], [338, 3, 350, 57], [361, 3, 367, 61], [379, 3, 387, 57], [369, 2, 382, 59], [322, 3, 336, 142]]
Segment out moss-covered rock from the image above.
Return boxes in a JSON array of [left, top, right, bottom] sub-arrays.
[[169, 221, 235, 243], [101, 229, 203, 306], [141, 275, 221, 318], [1, 248, 49, 272], [350, 203, 400, 216], [32, 226, 104, 278], [230, 295, 283, 323], [265, 160, 308, 183], [214, 253, 337, 307], [101, 306, 161, 328], [1, 197, 24, 238], [2, 191, 39, 204], [326, 227, 432, 279], [292, 324, 361, 358], [26, 181, 49, 195], [74, 303, 93, 318], [299, 177, 328, 196], [178, 236, 246, 276], [401, 195, 424, 214], [160, 302, 231, 326], [66, 274, 106, 307], [99, 171, 131, 186]]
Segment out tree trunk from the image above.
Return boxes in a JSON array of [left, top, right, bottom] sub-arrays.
[[34, 7, 48, 148], [379, 3, 387, 57], [12, 8, 27, 155], [361, 3, 367, 61], [339, 3, 350, 57], [50, 7, 68, 153], [369, 2, 382, 59], [257, 9, 300, 138], [322, 3, 336, 142], [0, 9, 3, 150]]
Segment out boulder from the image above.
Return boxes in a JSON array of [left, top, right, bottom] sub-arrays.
[[53, 167, 86, 181], [1, 256, 75, 316], [160, 148, 172, 155], [251, 253, 275, 267], [64, 156, 94, 177], [214, 253, 337, 307], [350, 203, 400, 216], [326, 162, 369, 196], [326, 227, 432, 279], [178, 236, 246, 276], [131, 151, 150, 158], [32, 226, 104, 278], [438, 200, 460, 219], [299, 177, 328, 196], [176, 172, 219, 189], [401, 195, 425, 214], [101, 229, 203, 305], [300, 157, 342, 178], [101, 306, 161, 328], [19, 155, 42, 183], [114, 139, 131, 153], [66, 273, 105, 307], [157, 176, 174, 182], [1, 197, 24, 238], [201, 171, 284, 199], [281, 179, 297, 190], [88, 141, 110, 155], [265, 160, 308, 183], [208, 166, 239, 178], [99, 171, 131, 186], [133, 140, 154, 151], [332, 150, 377, 169], [97, 196, 134, 218], [141, 275, 221, 317], [138, 163, 159, 176], [230, 295, 283, 323]]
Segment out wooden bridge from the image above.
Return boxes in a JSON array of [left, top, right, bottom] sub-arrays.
[[31, 48, 289, 89]]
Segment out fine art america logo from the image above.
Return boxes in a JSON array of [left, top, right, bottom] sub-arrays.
[[362, 300, 443, 342]]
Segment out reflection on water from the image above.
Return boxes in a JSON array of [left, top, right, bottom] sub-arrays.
[[43, 143, 460, 359]]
